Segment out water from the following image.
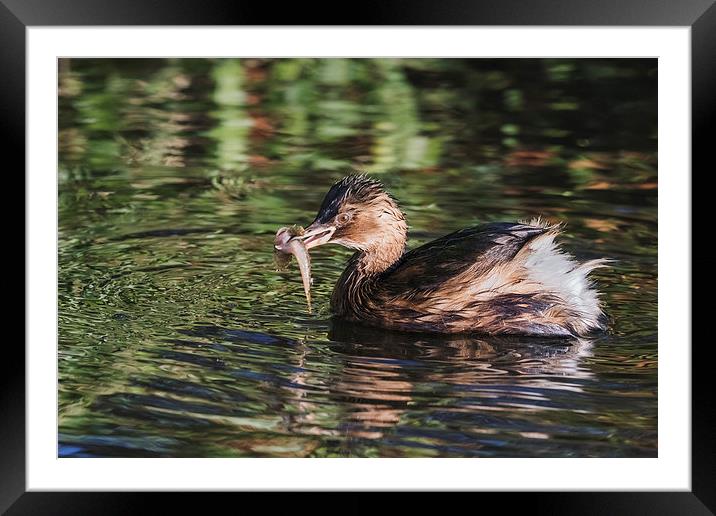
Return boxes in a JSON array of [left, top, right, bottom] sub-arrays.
[[58, 58, 657, 458]]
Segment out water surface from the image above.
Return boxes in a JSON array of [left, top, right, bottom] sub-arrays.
[[58, 58, 657, 457]]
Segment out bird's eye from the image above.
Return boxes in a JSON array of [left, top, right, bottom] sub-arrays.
[[337, 213, 351, 225]]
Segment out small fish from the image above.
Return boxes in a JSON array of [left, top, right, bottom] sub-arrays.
[[274, 225, 312, 312]]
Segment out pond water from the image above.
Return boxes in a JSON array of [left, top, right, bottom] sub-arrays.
[[58, 58, 657, 458]]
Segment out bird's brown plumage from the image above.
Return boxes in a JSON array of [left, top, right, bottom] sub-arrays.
[[292, 175, 607, 337]]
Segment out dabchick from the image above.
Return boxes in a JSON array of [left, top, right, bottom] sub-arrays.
[[288, 174, 608, 337]]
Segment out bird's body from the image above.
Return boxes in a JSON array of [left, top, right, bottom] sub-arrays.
[[286, 175, 607, 337], [331, 221, 606, 336]]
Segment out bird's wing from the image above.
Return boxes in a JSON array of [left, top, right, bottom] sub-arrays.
[[377, 222, 548, 298]]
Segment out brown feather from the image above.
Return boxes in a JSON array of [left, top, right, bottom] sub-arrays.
[[309, 176, 608, 337]]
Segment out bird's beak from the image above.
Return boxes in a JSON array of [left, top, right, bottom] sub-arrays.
[[296, 222, 336, 250]]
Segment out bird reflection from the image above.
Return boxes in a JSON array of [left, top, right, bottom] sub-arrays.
[[328, 318, 593, 375], [281, 319, 594, 446]]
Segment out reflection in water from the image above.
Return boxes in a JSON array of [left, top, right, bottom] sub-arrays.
[[59, 314, 655, 458], [58, 58, 657, 458], [324, 321, 594, 441], [64, 319, 615, 458]]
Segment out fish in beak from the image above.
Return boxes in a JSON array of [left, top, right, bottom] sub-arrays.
[[274, 226, 315, 312]]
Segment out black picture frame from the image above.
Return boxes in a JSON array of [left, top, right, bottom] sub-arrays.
[[4, 0, 711, 513]]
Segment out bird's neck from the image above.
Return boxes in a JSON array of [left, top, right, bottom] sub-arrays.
[[331, 231, 406, 317], [352, 238, 405, 278], [355, 230, 407, 276]]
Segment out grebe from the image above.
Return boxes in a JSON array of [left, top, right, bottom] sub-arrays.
[[282, 174, 607, 337]]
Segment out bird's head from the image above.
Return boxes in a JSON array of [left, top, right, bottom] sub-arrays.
[[297, 175, 407, 253]]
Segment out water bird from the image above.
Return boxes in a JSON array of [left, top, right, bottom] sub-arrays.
[[278, 174, 608, 337]]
